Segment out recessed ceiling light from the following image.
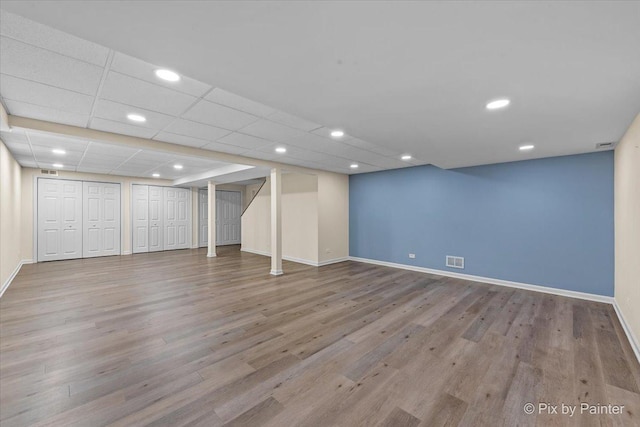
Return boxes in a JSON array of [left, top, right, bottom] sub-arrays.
[[486, 99, 510, 110], [52, 163, 63, 168], [401, 154, 412, 161], [350, 163, 359, 169], [519, 144, 535, 151], [173, 164, 183, 170], [52, 149, 66, 155], [275, 147, 287, 153], [152, 173, 160, 178], [127, 113, 146, 122], [155, 69, 181, 82], [330, 130, 345, 138]]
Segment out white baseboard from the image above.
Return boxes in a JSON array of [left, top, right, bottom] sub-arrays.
[[318, 257, 350, 266], [0, 259, 32, 298], [348, 256, 614, 304], [122, 251, 132, 255], [241, 248, 347, 268], [612, 301, 640, 365]]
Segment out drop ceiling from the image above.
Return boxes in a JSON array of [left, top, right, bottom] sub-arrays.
[[0, 10, 420, 176], [0, 128, 246, 181], [1, 2, 639, 174]]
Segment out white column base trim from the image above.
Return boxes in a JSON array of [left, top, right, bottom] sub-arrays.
[[122, 251, 132, 255], [1, 259, 33, 298], [270, 269, 284, 276], [207, 253, 217, 258], [348, 256, 614, 304], [613, 301, 640, 365]]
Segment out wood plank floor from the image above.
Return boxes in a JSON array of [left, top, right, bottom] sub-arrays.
[[1, 246, 639, 426]]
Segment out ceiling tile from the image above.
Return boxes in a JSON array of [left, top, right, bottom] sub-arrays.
[[344, 146, 407, 169], [3, 140, 33, 157], [283, 132, 351, 157], [217, 132, 272, 150], [201, 140, 249, 155], [0, 130, 29, 144], [0, 11, 109, 66], [5, 100, 89, 127], [242, 150, 280, 162], [205, 88, 276, 118], [182, 99, 259, 130], [92, 99, 175, 130], [100, 71, 197, 116], [154, 131, 209, 148], [267, 111, 321, 132], [27, 132, 89, 152], [84, 142, 140, 158], [75, 165, 112, 174], [110, 52, 211, 97], [163, 118, 231, 141], [89, 118, 158, 139], [0, 37, 103, 95], [13, 157, 38, 168], [0, 74, 94, 114], [344, 137, 402, 157], [311, 127, 354, 141], [239, 119, 305, 142]]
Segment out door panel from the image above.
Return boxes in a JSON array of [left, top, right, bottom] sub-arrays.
[[163, 187, 190, 250], [215, 191, 241, 246], [149, 186, 164, 252], [132, 185, 149, 253], [37, 178, 83, 261], [199, 189, 208, 247], [83, 182, 121, 258]]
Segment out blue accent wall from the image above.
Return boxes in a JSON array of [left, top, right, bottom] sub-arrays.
[[349, 152, 614, 296]]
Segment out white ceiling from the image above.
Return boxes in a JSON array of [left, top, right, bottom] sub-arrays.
[[1, 2, 639, 172], [0, 10, 420, 176], [0, 127, 246, 181]]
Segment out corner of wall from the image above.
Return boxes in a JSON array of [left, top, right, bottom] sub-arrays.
[[0, 139, 23, 294], [318, 173, 349, 263], [614, 112, 640, 363]]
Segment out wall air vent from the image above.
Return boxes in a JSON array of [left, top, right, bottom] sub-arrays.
[[595, 142, 615, 150], [40, 169, 59, 176], [446, 255, 464, 269]]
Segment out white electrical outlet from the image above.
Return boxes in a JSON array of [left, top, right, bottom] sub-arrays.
[[409, 253, 416, 259]]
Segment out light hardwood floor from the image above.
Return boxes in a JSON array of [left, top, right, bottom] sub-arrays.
[[1, 246, 639, 426]]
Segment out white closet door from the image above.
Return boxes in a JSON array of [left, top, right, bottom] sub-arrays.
[[163, 187, 178, 250], [83, 182, 121, 258], [175, 188, 190, 249], [163, 187, 190, 250], [148, 186, 164, 252], [216, 191, 241, 245], [132, 185, 149, 253], [37, 178, 83, 262], [199, 189, 208, 247]]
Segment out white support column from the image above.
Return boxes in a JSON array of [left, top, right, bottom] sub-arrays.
[[270, 168, 283, 275], [207, 180, 217, 257]]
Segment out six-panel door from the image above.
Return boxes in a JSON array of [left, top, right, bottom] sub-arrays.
[[216, 191, 242, 245], [83, 182, 121, 258], [37, 179, 83, 262]]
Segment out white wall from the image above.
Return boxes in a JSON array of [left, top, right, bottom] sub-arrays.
[[241, 173, 319, 263], [615, 113, 640, 355], [241, 171, 349, 266], [0, 140, 22, 289], [318, 173, 349, 263]]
